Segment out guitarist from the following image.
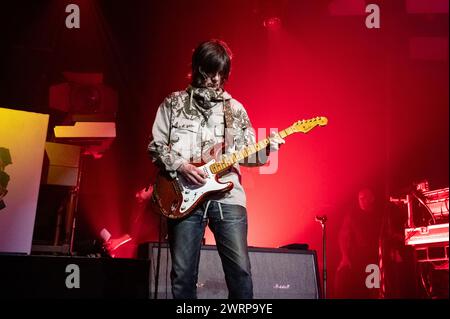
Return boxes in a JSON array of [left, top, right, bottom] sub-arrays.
[[147, 39, 285, 299]]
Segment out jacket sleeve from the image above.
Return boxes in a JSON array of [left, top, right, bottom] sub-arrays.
[[147, 98, 187, 172]]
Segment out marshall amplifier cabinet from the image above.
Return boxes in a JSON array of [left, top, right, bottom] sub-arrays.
[[146, 243, 321, 299]]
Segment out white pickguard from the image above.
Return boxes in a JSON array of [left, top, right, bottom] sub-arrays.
[[176, 159, 231, 213]]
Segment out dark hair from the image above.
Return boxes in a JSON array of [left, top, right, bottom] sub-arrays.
[[191, 39, 232, 87]]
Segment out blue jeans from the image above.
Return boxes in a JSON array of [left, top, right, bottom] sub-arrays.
[[167, 200, 253, 299]]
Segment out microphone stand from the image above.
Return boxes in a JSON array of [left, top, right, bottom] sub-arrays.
[[315, 215, 328, 299]]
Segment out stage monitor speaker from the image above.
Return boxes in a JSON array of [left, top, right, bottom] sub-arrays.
[[148, 243, 321, 299]]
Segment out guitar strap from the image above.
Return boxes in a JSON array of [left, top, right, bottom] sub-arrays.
[[223, 99, 234, 130], [222, 99, 241, 177], [223, 99, 236, 158], [167, 103, 178, 178], [168, 102, 173, 145]]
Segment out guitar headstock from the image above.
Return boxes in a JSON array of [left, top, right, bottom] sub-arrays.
[[292, 116, 328, 133]]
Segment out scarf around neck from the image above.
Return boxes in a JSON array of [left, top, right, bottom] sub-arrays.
[[186, 85, 225, 110]]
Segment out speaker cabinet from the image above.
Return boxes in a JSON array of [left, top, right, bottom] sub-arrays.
[[148, 243, 321, 299]]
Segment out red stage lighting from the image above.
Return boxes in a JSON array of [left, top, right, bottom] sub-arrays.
[[100, 228, 132, 258], [263, 17, 282, 31]]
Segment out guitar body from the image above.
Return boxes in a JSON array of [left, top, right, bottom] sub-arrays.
[[150, 159, 233, 219]]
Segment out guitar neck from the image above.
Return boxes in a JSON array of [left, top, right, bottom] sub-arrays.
[[209, 125, 296, 174]]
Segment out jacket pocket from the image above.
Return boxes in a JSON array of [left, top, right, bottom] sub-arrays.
[[172, 118, 200, 133], [170, 119, 200, 160]]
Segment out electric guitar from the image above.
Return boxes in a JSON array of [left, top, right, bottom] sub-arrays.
[[150, 116, 328, 219]]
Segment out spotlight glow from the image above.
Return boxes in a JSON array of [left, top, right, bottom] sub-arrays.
[[263, 17, 282, 30]]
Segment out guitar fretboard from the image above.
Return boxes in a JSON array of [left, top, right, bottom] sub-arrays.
[[209, 125, 295, 174]]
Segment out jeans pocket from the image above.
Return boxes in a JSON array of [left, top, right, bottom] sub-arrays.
[[220, 204, 247, 223]]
